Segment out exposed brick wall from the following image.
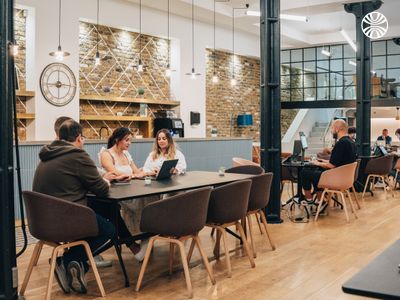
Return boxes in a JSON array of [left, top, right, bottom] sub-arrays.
[[206, 49, 298, 141], [15, 9, 26, 91], [79, 21, 175, 139]]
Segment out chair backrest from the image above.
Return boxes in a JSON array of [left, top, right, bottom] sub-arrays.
[[354, 158, 362, 182], [281, 165, 297, 181], [226, 165, 264, 175], [394, 157, 400, 170], [317, 162, 358, 190], [365, 155, 394, 175], [22, 191, 98, 243], [247, 173, 274, 212], [140, 187, 212, 237], [232, 157, 260, 167], [207, 180, 252, 224]]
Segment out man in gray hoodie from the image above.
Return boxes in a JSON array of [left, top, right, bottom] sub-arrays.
[[33, 120, 114, 294]]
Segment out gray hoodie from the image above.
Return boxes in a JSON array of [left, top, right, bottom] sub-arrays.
[[32, 140, 109, 205]]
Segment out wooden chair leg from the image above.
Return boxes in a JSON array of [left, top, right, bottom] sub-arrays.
[[236, 222, 255, 269], [259, 210, 276, 251], [339, 192, 350, 223], [362, 175, 371, 200], [351, 186, 361, 209], [136, 236, 156, 292], [194, 235, 216, 285], [176, 240, 193, 299], [219, 227, 232, 278], [386, 175, 394, 198], [210, 228, 215, 237], [33, 241, 43, 267], [255, 213, 263, 235], [186, 239, 195, 266], [20, 241, 44, 295], [45, 246, 59, 300], [213, 229, 221, 260], [346, 189, 358, 219], [247, 215, 256, 258], [314, 190, 327, 222], [82, 241, 105, 297]]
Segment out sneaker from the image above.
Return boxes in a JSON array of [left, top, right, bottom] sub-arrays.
[[52, 257, 71, 294], [300, 199, 315, 206], [67, 261, 87, 294], [92, 255, 112, 268], [134, 240, 149, 262]]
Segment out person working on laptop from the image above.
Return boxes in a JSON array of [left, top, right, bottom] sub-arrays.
[[98, 127, 154, 259], [377, 128, 392, 146], [301, 119, 356, 209], [143, 128, 187, 175]]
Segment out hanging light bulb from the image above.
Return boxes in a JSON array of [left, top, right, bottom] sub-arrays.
[[186, 0, 201, 78], [95, 51, 101, 66], [165, 63, 172, 77], [137, 59, 144, 73], [10, 41, 18, 56], [212, 73, 219, 83], [49, 0, 70, 60], [396, 107, 400, 121], [231, 77, 237, 86]]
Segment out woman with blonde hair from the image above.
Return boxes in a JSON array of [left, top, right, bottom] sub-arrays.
[[143, 129, 187, 174]]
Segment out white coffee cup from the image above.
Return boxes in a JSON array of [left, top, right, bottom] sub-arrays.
[[144, 177, 151, 185]]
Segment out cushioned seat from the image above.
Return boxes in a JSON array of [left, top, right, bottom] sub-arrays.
[[362, 155, 394, 200]]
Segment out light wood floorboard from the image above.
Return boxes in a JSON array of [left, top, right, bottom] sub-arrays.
[[17, 187, 400, 299]]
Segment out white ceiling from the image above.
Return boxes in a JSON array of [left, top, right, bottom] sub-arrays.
[[126, 0, 400, 48]]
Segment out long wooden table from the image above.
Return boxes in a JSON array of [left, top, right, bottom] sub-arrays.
[[88, 171, 255, 287]]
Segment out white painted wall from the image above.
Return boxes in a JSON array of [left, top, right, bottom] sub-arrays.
[[16, 0, 260, 140]]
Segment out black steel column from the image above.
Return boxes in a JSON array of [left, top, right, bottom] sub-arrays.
[[345, 0, 382, 156], [0, 0, 18, 299], [260, 0, 282, 223]]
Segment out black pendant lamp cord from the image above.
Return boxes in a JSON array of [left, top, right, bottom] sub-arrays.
[[213, 0, 216, 74], [97, 0, 99, 53], [232, 7, 234, 78], [192, 0, 194, 70], [139, 0, 142, 61], [58, 0, 61, 47], [167, 0, 170, 65]]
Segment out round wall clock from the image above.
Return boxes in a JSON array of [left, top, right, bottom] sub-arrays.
[[40, 63, 77, 106]]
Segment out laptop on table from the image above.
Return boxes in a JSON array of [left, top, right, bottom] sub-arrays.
[[144, 159, 179, 180]]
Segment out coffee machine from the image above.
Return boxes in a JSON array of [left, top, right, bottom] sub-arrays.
[[153, 118, 184, 138]]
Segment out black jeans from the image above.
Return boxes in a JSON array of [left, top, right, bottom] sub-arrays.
[[63, 214, 115, 271], [301, 167, 325, 192], [88, 200, 134, 247]]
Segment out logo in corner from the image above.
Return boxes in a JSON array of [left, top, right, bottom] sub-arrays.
[[361, 12, 388, 40]]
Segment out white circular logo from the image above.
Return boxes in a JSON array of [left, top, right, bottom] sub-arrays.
[[361, 12, 388, 39]]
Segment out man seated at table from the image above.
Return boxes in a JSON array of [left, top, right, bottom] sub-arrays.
[[33, 120, 118, 294], [377, 129, 392, 146], [301, 119, 357, 209]]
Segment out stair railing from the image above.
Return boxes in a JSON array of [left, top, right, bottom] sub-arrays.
[[321, 109, 342, 148]]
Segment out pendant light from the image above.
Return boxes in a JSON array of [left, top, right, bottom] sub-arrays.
[[134, 0, 145, 72], [94, 0, 101, 66], [396, 107, 400, 121], [49, 0, 70, 61], [212, 0, 219, 83], [165, 0, 175, 77], [231, 4, 249, 86], [185, 0, 201, 79]]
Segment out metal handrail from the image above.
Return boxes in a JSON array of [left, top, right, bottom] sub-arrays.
[[321, 108, 342, 148]]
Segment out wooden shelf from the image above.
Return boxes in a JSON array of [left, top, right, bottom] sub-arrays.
[[17, 113, 35, 120], [80, 115, 151, 122], [80, 95, 180, 106], [16, 90, 35, 97]]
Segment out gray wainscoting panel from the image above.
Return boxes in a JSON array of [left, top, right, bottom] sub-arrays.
[[13, 138, 252, 219]]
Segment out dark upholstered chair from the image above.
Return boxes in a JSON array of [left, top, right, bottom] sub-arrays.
[[362, 155, 394, 200], [20, 191, 105, 300], [135, 187, 214, 299], [245, 173, 276, 258], [281, 165, 296, 201], [203, 180, 255, 278], [226, 164, 265, 175]]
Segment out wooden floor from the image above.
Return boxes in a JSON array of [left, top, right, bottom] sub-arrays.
[[17, 187, 400, 300]]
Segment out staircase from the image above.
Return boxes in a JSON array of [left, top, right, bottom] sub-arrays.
[[306, 122, 329, 155]]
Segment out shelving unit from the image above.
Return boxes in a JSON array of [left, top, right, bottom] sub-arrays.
[[15, 90, 35, 141], [79, 94, 179, 139], [16, 113, 35, 120]]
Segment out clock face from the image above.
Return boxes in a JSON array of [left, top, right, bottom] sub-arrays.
[[40, 63, 77, 106]]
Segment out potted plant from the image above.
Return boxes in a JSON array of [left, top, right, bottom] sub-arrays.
[[137, 87, 145, 97]]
